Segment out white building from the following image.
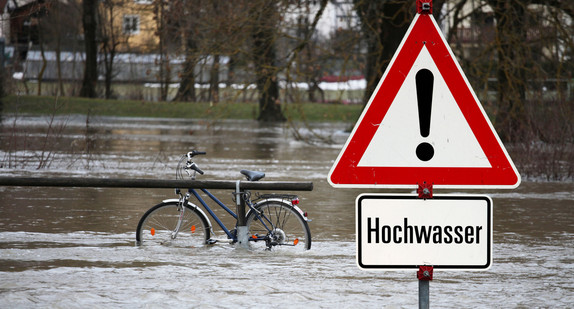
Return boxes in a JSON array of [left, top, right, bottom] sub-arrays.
[[285, 0, 358, 40]]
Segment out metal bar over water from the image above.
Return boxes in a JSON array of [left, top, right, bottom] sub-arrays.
[[0, 177, 313, 191]]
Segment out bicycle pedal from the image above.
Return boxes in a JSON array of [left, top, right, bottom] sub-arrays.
[[206, 239, 218, 245], [228, 229, 237, 239]]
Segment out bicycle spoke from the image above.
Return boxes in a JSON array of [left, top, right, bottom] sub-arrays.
[[246, 201, 311, 251], [136, 202, 210, 248]]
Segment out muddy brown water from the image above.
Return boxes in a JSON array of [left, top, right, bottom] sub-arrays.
[[0, 116, 572, 308]]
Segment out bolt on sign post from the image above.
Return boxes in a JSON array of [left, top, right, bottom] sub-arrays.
[[328, 1, 520, 308]]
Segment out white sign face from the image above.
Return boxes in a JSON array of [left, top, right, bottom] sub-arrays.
[[357, 194, 492, 270], [357, 46, 490, 168]]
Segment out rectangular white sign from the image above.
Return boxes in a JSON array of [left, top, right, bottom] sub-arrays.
[[357, 194, 492, 270]]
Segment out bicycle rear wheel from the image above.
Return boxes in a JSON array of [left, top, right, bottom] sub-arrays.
[[136, 202, 210, 248], [246, 201, 311, 251]]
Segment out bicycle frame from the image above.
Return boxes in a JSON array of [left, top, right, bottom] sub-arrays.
[[187, 188, 257, 241]]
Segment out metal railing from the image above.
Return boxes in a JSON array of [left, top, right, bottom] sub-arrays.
[[0, 176, 313, 191], [0, 176, 313, 248]]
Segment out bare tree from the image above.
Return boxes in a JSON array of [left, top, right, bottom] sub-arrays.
[[353, 0, 414, 105], [36, 16, 47, 96], [80, 0, 98, 98], [249, 1, 285, 121], [165, 0, 327, 121], [33, 1, 82, 96], [154, 0, 170, 101], [98, 0, 127, 99], [249, 0, 327, 121], [486, 0, 529, 142], [171, 0, 247, 104], [449, 0, 574, 142], [170, 0, 209, 103], [418, 0, 573, 177], [172, 0, 199, 102], [353, 0, 446, 106], [286, 0, 329, 103], [39, 0, 62, 96]]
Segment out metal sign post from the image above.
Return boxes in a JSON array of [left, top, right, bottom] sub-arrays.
[[417, 182, 433, 309], [418, 265, 433, 309], [418, 181, 432, 309], [235, 180, 249, 249], [415, 2, 437, 305]]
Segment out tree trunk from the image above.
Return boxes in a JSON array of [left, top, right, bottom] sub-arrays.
[[156, 1, 169, 102], [175, 27, 197, 102], [80, 0, 98, 98], [0, 38, 4, 102], [489, 0, 529, 142], [100, 3, 118, 100], [226, 56, 235, 87], [54, 1, 64, 96], [37, 30, 47, 96], [175, 57, 197, 102], [103, 49, 115, 99], [251, 2, 285, 122], [209, 54, 220, 103], [354, 0, 414, 106], [56, 42, 63, 96]]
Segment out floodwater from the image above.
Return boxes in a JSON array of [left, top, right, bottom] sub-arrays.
[[0, 115, 572, 308]]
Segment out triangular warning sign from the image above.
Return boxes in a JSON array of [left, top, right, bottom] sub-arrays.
[[328, 13, 520, 189]]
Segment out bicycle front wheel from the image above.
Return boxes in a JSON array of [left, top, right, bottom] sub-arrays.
[[136, 202, 210, 248], [246, 201, 311, 251]]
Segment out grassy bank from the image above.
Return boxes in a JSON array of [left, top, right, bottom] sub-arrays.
[[1, 95, 363, 123]]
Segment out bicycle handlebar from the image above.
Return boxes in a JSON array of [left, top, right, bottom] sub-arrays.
[[185, 150, 206, 176], [187, 150, 206, 158], [188, 162, 204, 175]]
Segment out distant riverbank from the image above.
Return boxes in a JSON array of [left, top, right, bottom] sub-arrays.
[[1, 95, 363, 123]]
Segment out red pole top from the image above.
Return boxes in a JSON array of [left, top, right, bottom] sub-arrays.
[[416, 0, 433, 15]]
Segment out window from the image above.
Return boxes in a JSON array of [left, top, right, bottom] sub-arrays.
[[123, 15, 140, 35]]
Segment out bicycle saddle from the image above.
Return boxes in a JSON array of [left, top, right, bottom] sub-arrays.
[[240, 170, 265, 181]]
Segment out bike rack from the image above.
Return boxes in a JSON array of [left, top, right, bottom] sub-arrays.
[[0, 176, 314, 249]]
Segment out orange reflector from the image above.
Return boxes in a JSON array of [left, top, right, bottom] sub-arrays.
[[252, 235, 257, 239], [150, 228, 156, 236], [191, 225, 196, 233], [293, 238, 299, 246]]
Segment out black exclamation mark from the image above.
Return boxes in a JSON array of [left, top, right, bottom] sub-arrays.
[[415, 69, 434, 161]]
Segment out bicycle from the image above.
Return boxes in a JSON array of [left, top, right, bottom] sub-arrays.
[[136, 150, 312, 251]]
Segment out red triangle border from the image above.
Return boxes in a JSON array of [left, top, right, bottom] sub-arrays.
[[328, 14, 520, 189]]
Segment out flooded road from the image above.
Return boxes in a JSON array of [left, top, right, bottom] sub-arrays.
[[1, 116, 573, 308]]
